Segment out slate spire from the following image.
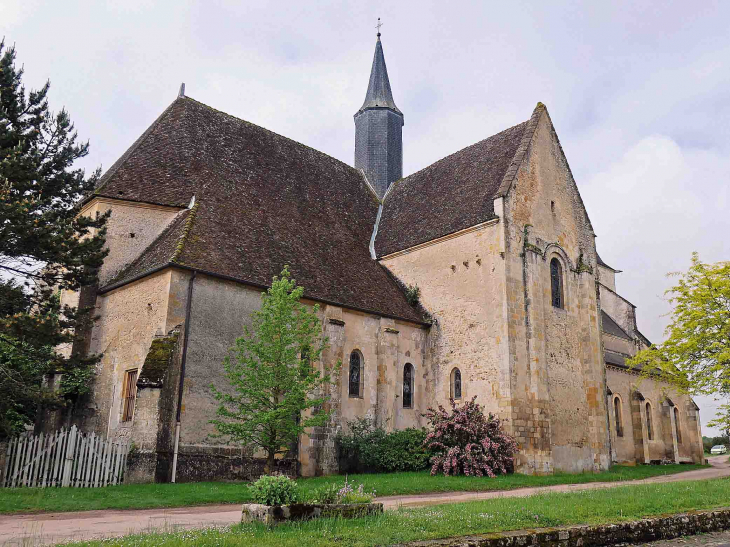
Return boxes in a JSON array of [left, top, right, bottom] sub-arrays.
[[354, 29, 404, 198]]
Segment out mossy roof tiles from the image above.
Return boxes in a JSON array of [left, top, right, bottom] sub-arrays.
[[375, 120, 530, 257], [96, 97, 425, 324]]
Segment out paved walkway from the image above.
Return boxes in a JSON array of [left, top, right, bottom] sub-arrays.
[[1, 456, 728, 546]]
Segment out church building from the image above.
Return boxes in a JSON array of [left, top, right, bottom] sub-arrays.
[[56, 32, 704, 481]]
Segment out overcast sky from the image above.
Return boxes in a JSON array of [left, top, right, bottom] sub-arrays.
[[3, 0, 728, 435]]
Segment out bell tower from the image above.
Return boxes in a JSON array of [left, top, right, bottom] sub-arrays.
[[354, 24, 404, 198]]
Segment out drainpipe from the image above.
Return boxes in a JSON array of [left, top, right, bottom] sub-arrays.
[[171, 270, 196, 483]]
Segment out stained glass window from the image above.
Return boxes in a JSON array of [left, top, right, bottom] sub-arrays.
[[349, 351, 361, 397], [550, 258, 563, 309], [403, 363, 414, 408]]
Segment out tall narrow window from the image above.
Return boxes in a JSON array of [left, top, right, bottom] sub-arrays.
[[121, 369, 138, 422], [550, 258, 564, 309], [646, 402, 653, 440], [403, 363, 414, 408], [674, 407, 682, 443], [613, 397, 623, 437], [349, 351, 362, 398], [450, 368, 462, 400]]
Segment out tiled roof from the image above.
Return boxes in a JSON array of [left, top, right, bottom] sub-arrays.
[[375, 113, 535, 257], [601, 310, 632, 340], [96, 97, 426, 324]]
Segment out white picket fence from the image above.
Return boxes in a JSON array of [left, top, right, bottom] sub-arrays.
[[1, 426, 131, 488]]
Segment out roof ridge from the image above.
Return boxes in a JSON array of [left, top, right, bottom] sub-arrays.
[[94, 98, 183, 197], [183, 96, 363, 178], [495, 103, 545, 199], [170, 200, 199, 264]]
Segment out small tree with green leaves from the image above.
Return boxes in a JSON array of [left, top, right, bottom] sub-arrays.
[[210, 267, 338, 472], [630, 253, 730, 431]]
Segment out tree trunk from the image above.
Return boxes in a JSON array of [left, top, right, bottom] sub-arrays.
[[264, 450, 276, 475]]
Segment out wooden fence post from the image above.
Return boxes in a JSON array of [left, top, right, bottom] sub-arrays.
[[61, 425, 78, 487]]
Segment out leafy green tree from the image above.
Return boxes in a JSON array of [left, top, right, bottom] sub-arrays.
[[630, 253, 730, 432], [210, 267, 338, 472], [0, 41, 108, 436]]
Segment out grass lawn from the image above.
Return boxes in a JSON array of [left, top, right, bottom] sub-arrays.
[[0, 463, 705, 514], [66, 477, 730, 547]]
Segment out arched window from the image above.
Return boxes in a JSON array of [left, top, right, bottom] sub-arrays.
[[646, 402, 653, 440], [550, 258, 564, 309], [403, 363, 414, 408], [450, 368, 462, 400], [674, 407, 682, 443], [614, 397, 623, 437], [349, 351, 362, 398]]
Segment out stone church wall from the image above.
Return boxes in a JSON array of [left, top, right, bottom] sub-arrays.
[[78, 270, 175, 438], [80, 197, 184, 286], [380, 221, 511, 423], [606, 366, 704, 465], [500, 109, 609, 474], [169, 272, 427, 479]]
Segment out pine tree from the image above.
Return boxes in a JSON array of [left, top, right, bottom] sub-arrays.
[[0, 41, 108, 436], [210, 267, 339, 473]]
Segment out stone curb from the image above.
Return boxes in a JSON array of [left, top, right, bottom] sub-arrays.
[[397, 507, 730, 546], [242, 502, 383, 525]]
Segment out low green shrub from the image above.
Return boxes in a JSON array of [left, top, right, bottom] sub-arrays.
[[249, 474, 300, 506], [307, 477, 375, 504], [337, 417, 430, 473]]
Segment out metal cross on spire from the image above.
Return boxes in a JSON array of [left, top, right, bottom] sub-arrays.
[[376, 17, 383, 37]]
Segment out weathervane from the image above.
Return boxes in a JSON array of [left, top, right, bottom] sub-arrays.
[[376, 17, 383, 37]]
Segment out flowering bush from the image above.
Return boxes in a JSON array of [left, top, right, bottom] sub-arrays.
[[249, 474, 300, 506], [424, 396, 517, 477]]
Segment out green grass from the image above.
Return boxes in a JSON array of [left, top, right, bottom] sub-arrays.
[[66, 478, 730, 547], [0, 463, 705, 515]]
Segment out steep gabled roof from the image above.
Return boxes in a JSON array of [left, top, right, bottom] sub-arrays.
[[375, 118, 531, 257], [97, 97, 426, 324]]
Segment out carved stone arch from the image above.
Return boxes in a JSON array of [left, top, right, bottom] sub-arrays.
[[543, 243, 575, 269]]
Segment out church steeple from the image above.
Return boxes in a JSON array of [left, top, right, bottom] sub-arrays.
[[354, 24, 404, 199]]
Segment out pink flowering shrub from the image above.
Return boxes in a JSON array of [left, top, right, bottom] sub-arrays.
[[424, 396, 518, 477]]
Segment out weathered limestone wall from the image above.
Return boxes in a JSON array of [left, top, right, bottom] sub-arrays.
[[598, 264, 616, 292], [606, 366, 704, 464], [80, 197, 183, 286], [500, 109, 609, 473], [600, 285, 638, 340], [174, 273, 427, 479], [79, 270, 174, 439], [380, 222, 510, 423]]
